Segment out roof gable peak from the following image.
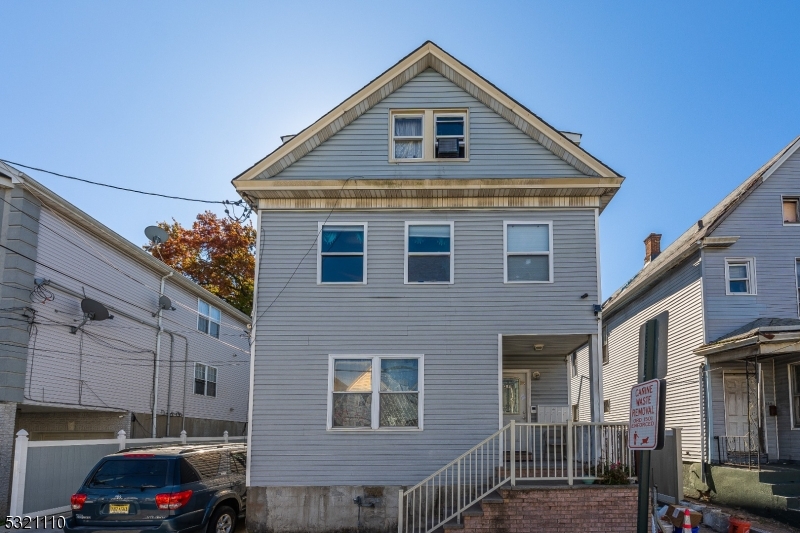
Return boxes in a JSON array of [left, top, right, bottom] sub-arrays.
[[233, 41, 621, 184]]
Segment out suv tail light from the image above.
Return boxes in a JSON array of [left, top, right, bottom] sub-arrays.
[[71, 493, 87, 510], [155, 490, 193, 510]]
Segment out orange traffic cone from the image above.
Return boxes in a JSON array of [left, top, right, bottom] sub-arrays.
[[683, 508, 693, 531]]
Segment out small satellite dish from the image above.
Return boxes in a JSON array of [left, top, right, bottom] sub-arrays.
[[71, 298, 111, 333], [159, 295, 172, 310], [81, 298, 110, 321], [145, 226, 169, 245]]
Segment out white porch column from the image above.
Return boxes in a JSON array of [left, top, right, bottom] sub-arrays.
[[588, 333, 604, 422]]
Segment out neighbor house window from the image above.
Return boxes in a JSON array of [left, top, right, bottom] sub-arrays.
[[198, 299, 221, 338], [602, 326, 609, 365], [783, 197, 800, 224], [328, 356, 423, 430], [389, 110, 468, 162], [405, 222, 453, 284], [392, 114, 424, 160], [434, 114, 466, 159], [792, 363, 800, 429], [572, 404, 579, 422], [318, 223, 366, 284], [571, 352, 578, 377], [504, 222, 552, 283], [725, 258, 756, 295], [194, 363, 217, 397], [604, 399, 611, 413]]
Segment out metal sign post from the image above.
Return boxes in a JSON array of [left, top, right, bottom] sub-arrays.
[[634, 319, 667, 533]]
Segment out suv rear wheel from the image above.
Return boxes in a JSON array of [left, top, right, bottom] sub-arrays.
[[208, 505, 236, 533]]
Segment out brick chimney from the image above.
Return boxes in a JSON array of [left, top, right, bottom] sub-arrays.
[[644, 233, 662, 265]]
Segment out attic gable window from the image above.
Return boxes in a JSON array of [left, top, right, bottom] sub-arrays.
[[783, 197, 800, 224], [389, 110, 468, 162], [393, 115, 423, 159], [434, 114, 465, 159]]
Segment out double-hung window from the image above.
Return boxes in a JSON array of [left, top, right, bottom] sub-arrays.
[[389, 110, 468, 162], [198, 299, 221, 338], [405, 222, 453, 284], [504, 222, 553, 283], [434, 114, 466, 159], [328, 355, 423, 430], [392, 115, 424, 160], [602, 326, 609, 365], [194, 363, 217, 397], [318, 223, 366, 283], [791, 363, 800, 429], [725, 258, 756, 295]]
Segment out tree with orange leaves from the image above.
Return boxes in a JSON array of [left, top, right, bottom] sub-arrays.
[[148, 212, 256, 315]]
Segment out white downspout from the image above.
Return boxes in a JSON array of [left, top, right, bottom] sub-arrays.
[[152, 271, 173, 438]]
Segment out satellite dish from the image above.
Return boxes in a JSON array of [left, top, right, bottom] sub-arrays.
[[145, 226, 169, 245], [81, 298, 110, 321], [159, 295, 172, 310], [71, 298, 111, 333]]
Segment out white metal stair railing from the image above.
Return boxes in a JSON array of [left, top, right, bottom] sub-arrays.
[[398, 423, 513, 533], [397, 421, 634, 533]]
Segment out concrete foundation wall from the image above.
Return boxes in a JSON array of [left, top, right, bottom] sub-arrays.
[[246, 485, 400, 533], [130, 412, 246, 439], [15, 409, 131, 440]]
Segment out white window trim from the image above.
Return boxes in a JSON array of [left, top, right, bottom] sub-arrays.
[[724, 257, 757, 295], [388, 109, 469, 163], [391, 113, 425, 161], [503, 221, 554, 284], [404, 221, 455, 285], [795, 258, 800, 318], [790, 362, 800, 430], [197, 298, 221, 338], [194, 362, 218, 397], [781, 195, 800, 226], [326, 354, 424, 432], [317, 222, 368, 285]]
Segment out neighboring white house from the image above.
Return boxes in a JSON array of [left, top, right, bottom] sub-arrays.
[[586, 136, 800, 520], [0, 161, 251, 516], [234, 41, 624, 533]]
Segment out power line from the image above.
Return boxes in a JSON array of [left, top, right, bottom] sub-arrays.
[[0, 158, 238, 206]]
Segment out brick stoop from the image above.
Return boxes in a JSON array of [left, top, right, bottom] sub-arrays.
[[440, 484, 638, 533]]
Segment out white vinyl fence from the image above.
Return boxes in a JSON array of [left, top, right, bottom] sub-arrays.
[[10, 429, 246, 518]]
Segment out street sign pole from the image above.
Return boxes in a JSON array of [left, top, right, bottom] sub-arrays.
[[637, 319, 658, 533]]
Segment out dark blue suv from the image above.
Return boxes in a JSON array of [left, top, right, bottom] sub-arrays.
[[64, 444, 246, 533]]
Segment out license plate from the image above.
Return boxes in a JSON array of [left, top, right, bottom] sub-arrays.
[[109, 504, 129, 514]]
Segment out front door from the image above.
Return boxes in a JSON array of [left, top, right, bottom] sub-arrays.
[[723, 373, 759, 451], [502, 372, 530, 424]]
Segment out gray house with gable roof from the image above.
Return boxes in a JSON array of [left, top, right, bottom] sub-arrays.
[[596, 136, 800, 520], [234, 42, 625, 533]]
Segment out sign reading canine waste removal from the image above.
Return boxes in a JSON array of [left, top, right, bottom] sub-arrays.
[[628, 378, 666, 450]]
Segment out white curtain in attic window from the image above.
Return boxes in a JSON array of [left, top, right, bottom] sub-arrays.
[[395, 141, 422, 159], [395, 117, 422, 137], [507, 224, 549, 252]]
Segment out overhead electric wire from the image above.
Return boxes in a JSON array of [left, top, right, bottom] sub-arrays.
[[0, 158, 235, 205], [254, 176, 358, 325], [0, 192, 247, 329]]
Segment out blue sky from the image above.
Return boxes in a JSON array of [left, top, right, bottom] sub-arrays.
[[2, 1, 799, 297]]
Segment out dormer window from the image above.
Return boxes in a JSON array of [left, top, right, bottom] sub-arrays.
[[389, 110, 468, 162]]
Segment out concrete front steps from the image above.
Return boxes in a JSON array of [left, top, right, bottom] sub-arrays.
[[759, 468, 800, 517], [435, 484, 638, 533]]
